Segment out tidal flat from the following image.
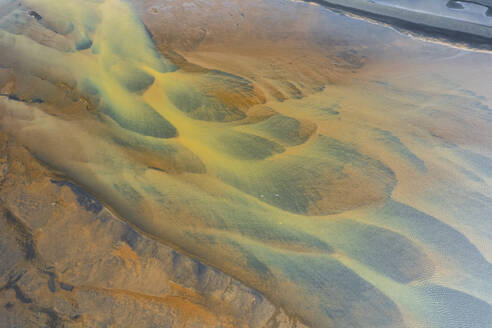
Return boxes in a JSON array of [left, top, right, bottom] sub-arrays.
[[0, 0, 491, 327]]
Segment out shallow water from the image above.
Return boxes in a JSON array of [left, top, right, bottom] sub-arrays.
[[0, 0, 491, 327], [375, 0, 492, 24]]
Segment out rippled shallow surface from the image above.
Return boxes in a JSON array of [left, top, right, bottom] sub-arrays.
[[374, 0, 492, 24], [1, 0, 492, 327]]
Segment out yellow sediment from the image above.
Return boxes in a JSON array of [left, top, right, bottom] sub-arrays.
[[1, 0, 492, 327]]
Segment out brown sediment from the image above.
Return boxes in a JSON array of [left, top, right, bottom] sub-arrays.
[[1, 0, 492, 327], [0, 132, 306, 328]]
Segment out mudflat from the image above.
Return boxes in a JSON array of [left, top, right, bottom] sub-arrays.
[[0, 0, 491, 327]]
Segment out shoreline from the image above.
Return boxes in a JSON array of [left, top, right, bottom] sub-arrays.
[[302, 0, 492, 51]]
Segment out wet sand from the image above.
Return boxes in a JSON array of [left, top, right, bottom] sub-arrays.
[[1, 0, 492, 327]]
